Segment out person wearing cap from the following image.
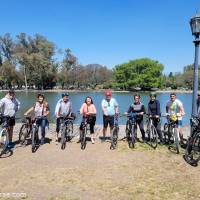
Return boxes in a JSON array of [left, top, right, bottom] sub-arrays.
[[166, 93, 185, 142], [126, 94, 146, 141], [101, 90, 119, 141], [0, 90, 20, 148], [24, 93, 50, 145], [148, 93, 163, 143], [54, 93, 72, 142]]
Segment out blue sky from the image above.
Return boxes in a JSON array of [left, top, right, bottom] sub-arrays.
[[0, 0, 199, 73]]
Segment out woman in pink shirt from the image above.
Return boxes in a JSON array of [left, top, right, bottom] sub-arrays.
[[80, 96, 97, 144]]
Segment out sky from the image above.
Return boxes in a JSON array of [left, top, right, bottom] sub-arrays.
[[0, 0, 200, 73]]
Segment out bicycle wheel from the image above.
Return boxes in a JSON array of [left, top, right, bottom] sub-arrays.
[[125, 121, 131, 142], [66, 121, 73, 141], [185, 132, 200, 165], [31, 127, 38, 153], [0, 129, 9, 157], [173, 128, 180, 154], [19, 124, 29, 145], [60, 125, 67, 150], [110, 127, 118, 150], [129, 124, 136, 148], [81, 127, 86, 150], [150, 125, 158, 149]]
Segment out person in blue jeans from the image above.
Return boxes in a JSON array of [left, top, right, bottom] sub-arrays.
[[24, 93, 50, 145]]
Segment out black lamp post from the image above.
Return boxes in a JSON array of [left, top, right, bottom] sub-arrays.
[[190, 13, 200, 116]]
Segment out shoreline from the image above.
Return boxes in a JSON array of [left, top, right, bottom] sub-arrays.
[[0, 89, 194, 94]]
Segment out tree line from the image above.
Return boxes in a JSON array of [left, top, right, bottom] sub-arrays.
[[0, 33, 196, 91]]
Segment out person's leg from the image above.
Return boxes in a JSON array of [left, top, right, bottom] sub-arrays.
[[77, 119, 84, 143], [55, 118, 61, 141], [109, 116, 114, 140], [40, 119, 47, 144], [103, 115, 108, 141], [137, 119, 145, 140], [178, 120, 184, 142], [153, 118, 163, 143]]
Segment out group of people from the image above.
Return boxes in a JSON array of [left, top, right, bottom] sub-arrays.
[[0, 89, 186, 148]]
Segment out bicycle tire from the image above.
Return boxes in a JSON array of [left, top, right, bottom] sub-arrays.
[[31, 127, 38, 153], [60, 125, 67, 150], [0, 129, 8, 157], [173, 128, 180, 154], [150, 125, 158, 149], [125, 120, 131, 143], [110, 127, 118, 149], [185, 132, 200, 165], [66, 121, 74, 141], [163, 123, 169, 144], [129, 124, 136, 148], [19, 124, 29, 145], [81, 127, 86, 150]]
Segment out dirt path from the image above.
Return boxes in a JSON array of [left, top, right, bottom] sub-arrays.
[[0, 124, 199, 200]]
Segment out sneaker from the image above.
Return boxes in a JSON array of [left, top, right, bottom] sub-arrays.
[[7, 142, 15, 149], [40, 138, 45, 145]]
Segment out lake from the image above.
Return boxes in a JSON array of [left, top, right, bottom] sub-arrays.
[[0, 91, 193, 125]]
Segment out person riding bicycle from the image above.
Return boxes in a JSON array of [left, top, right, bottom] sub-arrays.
[[148, 93, 163, 144], [79, 96, 97, 144], [126, 94, 146, 142], [166, 93, 185, 143], [0, 89, 20, 148], [101, 90, 119, 142], [24, 93, 50, 145], [54, 93, 72, 143]]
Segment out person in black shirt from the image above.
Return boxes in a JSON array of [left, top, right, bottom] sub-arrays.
[[126, 94, 146, 141], [148, 93, 163, 143]]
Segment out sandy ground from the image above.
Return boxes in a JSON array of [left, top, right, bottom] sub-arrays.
[[0, 124, 199, 200]]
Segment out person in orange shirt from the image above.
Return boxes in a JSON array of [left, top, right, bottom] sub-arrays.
[[79, 96, 97, 144]]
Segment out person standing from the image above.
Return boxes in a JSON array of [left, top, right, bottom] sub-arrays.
[[55, 93, 72, 142], [166, 93, 185, 142], [101, 90, 119, 141], [24, 93, 50, 145], [148, 93, 163, 143], [0, 89, 20, 148]]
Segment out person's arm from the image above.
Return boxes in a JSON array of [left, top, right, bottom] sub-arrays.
[[24, 107, 34, 116], [0, 98, 5, 112], [80, 103, 85, 115], [44, 103, 50, 117], [156, 100, 161, 117], [101, 100, 107, 116], [179, 103, 185, 116], [127, 105, 132, 114], [55, 101, 60, 117], [114, 99, 119, 114]]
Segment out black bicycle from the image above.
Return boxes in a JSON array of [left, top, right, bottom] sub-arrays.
[[60, 114, 76, 150], [163, 114, 180, 154], [18, 117, 32, 145], [146, 115, 158, 149], [31, 117, 43, 153], [110, 115, 119, 150], [125, 113, 137, 148], [184, 115, 200, 165]]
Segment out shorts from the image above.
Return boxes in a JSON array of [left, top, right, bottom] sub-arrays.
[[103, 115, 114, 129], [2, 116, 15, 127], [177, 120, 183, 128]]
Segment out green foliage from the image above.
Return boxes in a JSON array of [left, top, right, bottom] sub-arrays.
[[113, 58, 164, 90]]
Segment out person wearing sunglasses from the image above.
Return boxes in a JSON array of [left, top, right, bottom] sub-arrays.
[[101, 90, 119, 141]]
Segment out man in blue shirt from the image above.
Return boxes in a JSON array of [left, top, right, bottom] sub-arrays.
[[101, 90, 119, 141]]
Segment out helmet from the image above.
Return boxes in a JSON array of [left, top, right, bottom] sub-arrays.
[[62, 93, 69, 98], [150, 92, 157, 98], [104, 90, 112, 96]]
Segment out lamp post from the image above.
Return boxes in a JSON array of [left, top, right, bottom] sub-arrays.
[[190, 13, 200, 116]]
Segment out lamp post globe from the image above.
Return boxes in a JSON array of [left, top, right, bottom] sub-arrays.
[[190, 13, 200, 116]]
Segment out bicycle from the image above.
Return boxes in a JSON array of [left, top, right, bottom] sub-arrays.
[[110, 115, 119, 150], [125, 113, 137, 148], [145, 115, 158, 149], [18, 117, 32, 145], [163, 114, 180, 154], [184, 115, 200, 166], [0, 116, 10, 157], [60, 114, 76, 150], [31, 116, 44, 153]]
